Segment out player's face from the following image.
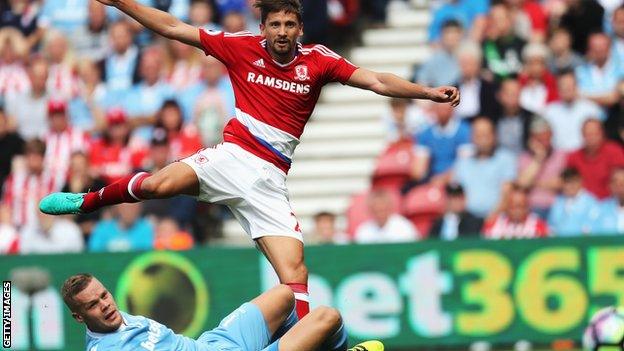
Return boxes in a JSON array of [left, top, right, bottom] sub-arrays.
[[260, 11, 303, 62], [72, 279, 123, 333]]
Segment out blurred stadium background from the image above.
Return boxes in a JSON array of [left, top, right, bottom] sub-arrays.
[[2, 0, 624, 349]]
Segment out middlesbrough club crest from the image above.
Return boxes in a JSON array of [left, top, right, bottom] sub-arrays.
[[294, 64, 309, 81]]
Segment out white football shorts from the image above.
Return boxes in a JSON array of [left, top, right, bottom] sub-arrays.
[[181, 142, 303, 242]]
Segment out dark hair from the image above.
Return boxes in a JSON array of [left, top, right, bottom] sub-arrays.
[[254, 0, 302, 24], [155, 99, 183, 132], [314, 211, 335, 221], [561, 167, 581, 181], [441, 19, 463, 30], [61, 273, 94, 311], [24, 138, 46, 156]]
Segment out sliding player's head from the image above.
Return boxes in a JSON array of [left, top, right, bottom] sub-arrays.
[[255, 0, 303, 60], [61, 274, 123, 333]]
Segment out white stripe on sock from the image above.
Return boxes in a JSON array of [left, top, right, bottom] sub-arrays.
[[127, 172, 147, 201], [293, 292, 309, 302]]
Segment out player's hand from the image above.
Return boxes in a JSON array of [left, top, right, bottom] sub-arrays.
[[427, 86, 460, 107]]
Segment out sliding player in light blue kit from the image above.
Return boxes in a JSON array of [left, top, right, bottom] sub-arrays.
[[61, 273, 383, 351]]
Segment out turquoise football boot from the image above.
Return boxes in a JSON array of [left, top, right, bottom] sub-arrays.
[[39, 193, 86, 215]]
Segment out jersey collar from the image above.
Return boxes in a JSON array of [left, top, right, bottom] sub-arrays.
[[260, 38, 303, 68]]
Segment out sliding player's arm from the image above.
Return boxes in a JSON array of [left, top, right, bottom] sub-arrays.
[[96, 0, 201, 48], [346, 68, 461, 106]]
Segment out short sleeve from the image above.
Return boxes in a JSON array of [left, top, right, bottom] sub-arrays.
[[316, 45, 358, 84], [198, 28, 242, 66]]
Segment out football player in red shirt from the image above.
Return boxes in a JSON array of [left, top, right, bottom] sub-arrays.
[[41, 0, 460, 320]]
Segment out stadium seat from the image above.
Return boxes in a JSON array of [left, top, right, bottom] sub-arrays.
[[371, 139, 416, 192], [402, 183, 446, 237], [345, 188, 402, 237]]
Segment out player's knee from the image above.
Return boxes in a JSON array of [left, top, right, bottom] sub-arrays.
[[275, 284, 295, 309], [314, 306, 342, 330]]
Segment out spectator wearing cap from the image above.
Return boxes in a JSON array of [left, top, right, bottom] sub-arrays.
[[518, 42, 558, 115], [453, 117, 517, 218], [89, 108, 147, 184], [482, 4, 526, 81], [453, 41, 498, 121], [543, 71, 604, 151], [483, 184, 549, 239], [354, 189, 419, 244], [43, 98, 89, 191], [597, 167, 624, 234], [429, 183, 483, 240], [155, 100, 202, 160], [567, 119, 624, 199], [89, 202, 154, 252], [547, 28, 584, 75], [517, 117, 566, 218], [548, 167, 602, 236], [575, 33, 624, 111], [308, 211, 350, 245], [413, 102, 471, 184], [6, 57, 49, 139], [1, 139, 55, 230], [417, 20, 463, 88], [492, 79, 533, 155], [0, 107, 24, 194]]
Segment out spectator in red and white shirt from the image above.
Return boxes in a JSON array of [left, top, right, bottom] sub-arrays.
[[44, 99, 89, 191], [89, 108, 147, 184], [166, 39, 203, 92], [0, 28, 30, 97], [43, 30, 79, 100], [1, 139, 55, 229], [155, 99, 202, 160], [567, 119, 624, 199], [483, 184, 549, 239]]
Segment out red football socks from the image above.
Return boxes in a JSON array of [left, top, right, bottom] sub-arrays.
[[286, 283, 310, 319], [80, 172, 150, 212]]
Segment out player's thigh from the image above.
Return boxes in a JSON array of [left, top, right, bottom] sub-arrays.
[[141, 161, 201, 198], [180, 145, 253, 203], [197, 302, 271, 351]]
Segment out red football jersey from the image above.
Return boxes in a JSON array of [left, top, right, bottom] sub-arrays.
[[198, 29, 358, 173]]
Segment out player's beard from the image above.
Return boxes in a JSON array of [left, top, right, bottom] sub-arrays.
[[272, 38, 293, 56]]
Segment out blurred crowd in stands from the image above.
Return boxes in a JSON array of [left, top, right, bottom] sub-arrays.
[[0, 0, 390, 254], [327, 0, 624, 246]]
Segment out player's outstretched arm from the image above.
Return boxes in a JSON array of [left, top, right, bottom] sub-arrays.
[[346, 68, 461, 106], [96, 0, 201, 49]]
